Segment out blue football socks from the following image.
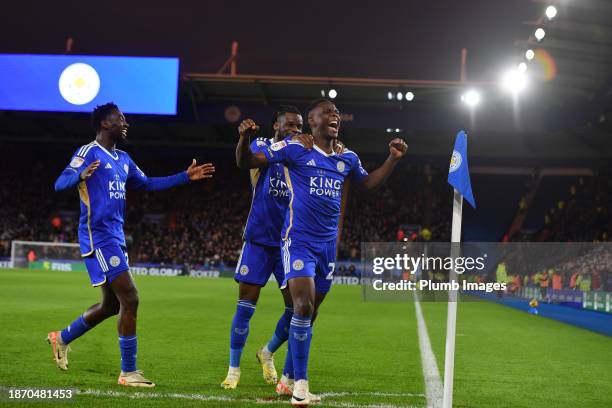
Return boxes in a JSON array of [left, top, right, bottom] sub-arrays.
[[119, 335, 137, 372], [265, 306, 293, 353], [289, 314, 312, 381], [229, 300, 256, 368], [60, 315, 92, 345]]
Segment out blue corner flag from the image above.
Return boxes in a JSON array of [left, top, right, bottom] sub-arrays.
[[448, 130, 476, 208]]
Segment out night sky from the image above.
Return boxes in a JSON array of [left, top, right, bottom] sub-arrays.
[[3, 1, 540, 81]]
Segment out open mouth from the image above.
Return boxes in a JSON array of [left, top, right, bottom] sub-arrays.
[[328, 120, 339, 130]]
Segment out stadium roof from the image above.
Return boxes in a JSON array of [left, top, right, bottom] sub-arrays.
[[181, 73, 492, 107], [515, 0, 612, 101]]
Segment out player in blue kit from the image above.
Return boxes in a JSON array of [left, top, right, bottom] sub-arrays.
[[221, 106, 306, 389], [236, 99, 407, 405], [47, 102, 215, 387], [224, 107, 343, 395]]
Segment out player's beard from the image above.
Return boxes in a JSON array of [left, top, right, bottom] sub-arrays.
[[116, 128, 128, 144]]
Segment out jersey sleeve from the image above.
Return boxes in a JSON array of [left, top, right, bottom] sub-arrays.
[[348, 153, 369, 183], [126, 155, 189, 191], [250, 137, 269, 154], [54, 146, 94, 191], [126, 156, 149, 190], [262, 140, 304, 166]]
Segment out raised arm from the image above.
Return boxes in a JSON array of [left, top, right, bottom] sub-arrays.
[[361, 138, 408, 190], [54, 154, 100, 192], [235, 119, 271, 169]]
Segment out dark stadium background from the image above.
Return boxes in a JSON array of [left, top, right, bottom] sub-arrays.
[[1, 2, 612, 408]]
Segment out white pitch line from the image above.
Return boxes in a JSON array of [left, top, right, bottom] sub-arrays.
[[77, 388, 424, 408], [320, 392, 425, 398], [413, 294, 443, 408]]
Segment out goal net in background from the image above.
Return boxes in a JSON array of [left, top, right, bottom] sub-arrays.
[[10, 240, 83, 271]]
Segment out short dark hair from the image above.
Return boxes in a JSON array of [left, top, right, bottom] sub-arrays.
[[271, 105, 302, 128], [306, 98, 333, 116], [91, 102, 119, 131]]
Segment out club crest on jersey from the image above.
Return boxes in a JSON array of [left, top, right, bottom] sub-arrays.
[[70, 157, 84, 168], [270, 140, 287, 151], [239, 265, 249, 275], [109, 256, 120, 267], [293, 259, 304, 271], [124, 164, 129, 173], [336, 161, 346, 172]]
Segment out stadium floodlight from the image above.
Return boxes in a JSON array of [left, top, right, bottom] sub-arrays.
[[396, 92, 403, 101], [461, 89, 481, 107], [328, 89, 337, 99], [535, 28, 546, 41], [395, 128, 401, 133], [386, 128, 393, 133], [320, 89, 326, 97], [405, 91, 415, 101], [387, 91, 393, 100], [525, 49, 535, 60], [501, 69, 527, 94], [518, 62, 527, 73], [545, 5, 557, 20]]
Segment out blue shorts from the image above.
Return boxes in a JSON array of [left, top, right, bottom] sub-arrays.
[[83, 245, 130, 287], [281, 238, 336, 294], [234, 241, 285, 287]]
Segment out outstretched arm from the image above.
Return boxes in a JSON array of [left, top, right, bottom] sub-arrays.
[[236, 119, 270, 169], [127, 159, 215, 191], [361, 138, 408, 190]]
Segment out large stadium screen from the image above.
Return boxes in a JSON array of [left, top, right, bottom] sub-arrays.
[[0, 54, 179, 115]]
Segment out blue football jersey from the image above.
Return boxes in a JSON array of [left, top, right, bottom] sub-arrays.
[[263, 140, 368, 242], [242, 137, 291, 246], [63, 141, 168, 255]]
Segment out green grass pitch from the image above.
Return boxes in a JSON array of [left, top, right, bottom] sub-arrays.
[[0, 269, 611, 407]]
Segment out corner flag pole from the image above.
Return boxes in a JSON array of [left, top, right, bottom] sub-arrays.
[[442, 189, 463, 408]]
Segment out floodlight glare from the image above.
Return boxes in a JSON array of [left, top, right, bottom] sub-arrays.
[[545, 5, 557, 20], [405, 91, 415, 101], [525, 49, 535, 60], [387, 91, 393, 100], [502, 69, 527, 94], [396, 92, 403, 101], [461, 90, 481, 107], [328, 89, 337, 99], [518, 62, 527, 73], [535, 28, 546, 41]]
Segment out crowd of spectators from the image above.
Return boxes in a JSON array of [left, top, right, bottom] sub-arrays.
[[536, 172, 612, 242], [1, 143, 609, 282], [496, 245, 612, 294]]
